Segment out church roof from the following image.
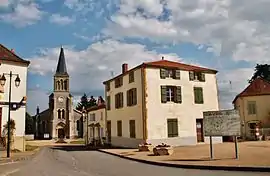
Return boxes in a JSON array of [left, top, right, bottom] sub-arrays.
[[55, 47, 68, 76]]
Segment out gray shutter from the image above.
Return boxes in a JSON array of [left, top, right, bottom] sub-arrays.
[[160, 69, 166, 79], [175, 86, 182, 103], [161, 86, 167, 103], [200, 73, 205, 82], [174, 70, 181, 79], [189, 71, 194, 81], [199, 88, 204, 103]]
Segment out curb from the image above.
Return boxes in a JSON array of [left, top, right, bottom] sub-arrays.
[[98, 149, 270, 172]]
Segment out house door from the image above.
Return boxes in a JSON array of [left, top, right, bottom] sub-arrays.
[[58, 129, 65, 139], [0, 107, 2, 137], [196, 119, 204, 142], [107, 121, 111, 143]]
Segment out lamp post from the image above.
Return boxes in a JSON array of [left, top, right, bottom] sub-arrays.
[[82, 107, 88, 146], [0, 71, 21, 158]]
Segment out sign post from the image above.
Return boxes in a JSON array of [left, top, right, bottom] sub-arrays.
[[203, 109, 241, 160]]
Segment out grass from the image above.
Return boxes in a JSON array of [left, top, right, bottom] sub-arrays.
[[69, 140, 85, 144], [25, 145, 39, 151]]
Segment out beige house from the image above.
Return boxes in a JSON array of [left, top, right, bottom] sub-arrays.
[[103, 59, 222, 148], [84, 98, 106, 145], [233, 77, 270, 139]]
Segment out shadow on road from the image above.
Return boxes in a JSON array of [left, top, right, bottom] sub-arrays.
[[51, 145, 96, 151]]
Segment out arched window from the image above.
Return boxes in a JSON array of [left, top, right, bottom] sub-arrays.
[[57, 81, 60, 90], [58, 109, 61, 119], [60, 79, 63, 90], [62, 109, 65, 119], [64, 80, 68, 90]]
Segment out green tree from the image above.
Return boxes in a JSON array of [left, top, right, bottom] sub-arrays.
[[76, 93, 97, 111], [249, 64, 270, 83], [25, 112, 34, 134]]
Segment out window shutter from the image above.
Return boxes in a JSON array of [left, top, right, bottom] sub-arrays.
[[175, 86, 182, 103], [126, 90, 130, 106], [189, 71, 194, 81], [133, 89, 137, 105], [199, 88, 204, 103], [200, 73, 205, 82], [160, 69, 166, 79], [121, 93, 124, 107], [174, 70, 181, 79], [161, 86, 167, 103]]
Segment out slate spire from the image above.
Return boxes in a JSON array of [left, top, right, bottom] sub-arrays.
[[55, 46, 68, 75]]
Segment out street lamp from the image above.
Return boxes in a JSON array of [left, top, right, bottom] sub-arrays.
[[82, 107, 88, 146], [0, 71, 21, 158]]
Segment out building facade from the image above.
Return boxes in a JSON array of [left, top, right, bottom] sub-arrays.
[[34, 47, 82, 140], [104, 59, 222, 148], [0, 44, 30, 151], [233, 77, 270, 139]]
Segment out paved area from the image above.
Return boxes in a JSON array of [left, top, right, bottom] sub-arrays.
[[0, 146, 268, 176], [101, 141, 270, 167]]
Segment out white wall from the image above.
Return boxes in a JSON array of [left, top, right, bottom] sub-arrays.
[[145, 68, 221, 146], [106, 68, 144, 147], [0, 61, 28, 137], [87, 107, 106, 138]]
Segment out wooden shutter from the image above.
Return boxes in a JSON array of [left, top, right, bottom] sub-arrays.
[[189, 71, 195, 81], [174, 70, 181, 79], [117, 120, 122, 137], [194, 87, 203, 104], [120, 93, 124, 107], [107, 96, 110, 110], [129, 120, 136, 138], [200, 73, 205, 82], [133, 88, 137, 105], [175, 86, 182, 103], [160, 69, 166, 79], [161, 86, 167, 103], [126, 90, 130, 106]]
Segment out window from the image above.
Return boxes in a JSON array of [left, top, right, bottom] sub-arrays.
[[90, 113, 95, 121], [194, 87, 204, 104], [64, 80, 68, 90], [115, 92, 124, 109], [106, 83, 110, 91], [160, 69, 181, 79], [61, 109, 65, 119], [161, 86, 182, 103], [129, 71, 134, 83], [107, 96, 111, 110], [127, 88, 137, 106], [58, 109, 61, 119], [167, 119, 178, 137], [248, 101, 256, 115], [115, 77, 123, 88], [117, 120, 122, 137], [189, 71, 205, 82], [129, 120, 136, 138]]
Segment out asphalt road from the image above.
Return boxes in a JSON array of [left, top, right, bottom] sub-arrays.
[[0, 146, 269, 176]]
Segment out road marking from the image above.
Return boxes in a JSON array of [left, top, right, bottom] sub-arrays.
[[0, 168, 20, 176], [0, 161, 19, 166]]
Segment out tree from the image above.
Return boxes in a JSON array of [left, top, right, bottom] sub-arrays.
[[89, 96, 97, 107], [249, 64, 270, 83], [76, 94, 97, 111], [25, 112, 34, 134]]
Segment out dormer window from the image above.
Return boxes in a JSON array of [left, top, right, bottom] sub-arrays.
[[160, 69, 181, 80], [189, 71, 205, 82], [115, 77, 123, 88]]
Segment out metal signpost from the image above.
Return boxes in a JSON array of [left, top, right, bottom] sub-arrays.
[[203, 109, 241, 160]]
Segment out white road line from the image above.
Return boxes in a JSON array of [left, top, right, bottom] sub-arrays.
[[0, 168, 20, 176], [0, 161, 19, 166]]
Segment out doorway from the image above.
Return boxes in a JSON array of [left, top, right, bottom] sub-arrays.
[[58, 128, 65, 139], [0, 108, 2, 137], [107, 121, 111, 143], [196, 119, 204, 142]]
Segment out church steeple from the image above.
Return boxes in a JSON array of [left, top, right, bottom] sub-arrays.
[[55, 47, 68, 76]]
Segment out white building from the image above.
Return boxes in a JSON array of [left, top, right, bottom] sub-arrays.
[[103, 59, 222, 148], [84, 98, 106, 145], [0, 44, 30, 151]]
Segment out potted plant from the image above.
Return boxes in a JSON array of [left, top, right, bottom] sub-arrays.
[[153, 143, 173, 156], [138, 142, 153, 152], [2, 119, 16, 150]]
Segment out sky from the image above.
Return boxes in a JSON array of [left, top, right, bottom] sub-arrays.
[[1, 0, 269, 115]]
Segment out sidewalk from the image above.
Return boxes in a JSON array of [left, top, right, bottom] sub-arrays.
[[98, 141, 270, 172], [0, 148, 40, 163]]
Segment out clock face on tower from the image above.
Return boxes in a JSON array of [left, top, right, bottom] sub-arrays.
[[58, 96, 64, 103]]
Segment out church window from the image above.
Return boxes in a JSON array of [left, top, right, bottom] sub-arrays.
[[58, 109, 61, 119], [57, 81, 60, 90], [60, 79, 63, 90], [64, 80, 68, 90], [62, 109, 65, 119]]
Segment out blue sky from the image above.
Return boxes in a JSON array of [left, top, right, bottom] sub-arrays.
[[1, 0, 269, 115]]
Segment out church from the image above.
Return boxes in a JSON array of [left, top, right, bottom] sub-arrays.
[[34, 47, 83, 139]]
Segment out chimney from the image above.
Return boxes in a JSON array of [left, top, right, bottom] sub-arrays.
[[122, 63, 128, 74], [10, 49, 15, 53], [97, 96, 105, 106], [36, 106, 40, 115]]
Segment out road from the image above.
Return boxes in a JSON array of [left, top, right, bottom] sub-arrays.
[[0, 146, 269, 176]]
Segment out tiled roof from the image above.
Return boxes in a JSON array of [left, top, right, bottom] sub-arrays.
[[103, 59, 217, 84], [144, 60, 217, 73], [0, 44, 30, 65], [232, 77, 270, 103], [87, 103, 106, 112]]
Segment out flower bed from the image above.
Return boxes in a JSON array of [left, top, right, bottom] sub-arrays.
[[153, 143, 173, 156], [138, 142, 153, 152]]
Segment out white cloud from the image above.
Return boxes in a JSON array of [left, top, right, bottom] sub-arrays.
[[49, 14, 75, 25], [103, 0, 270, 63], [0, 1, 44, 27]]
